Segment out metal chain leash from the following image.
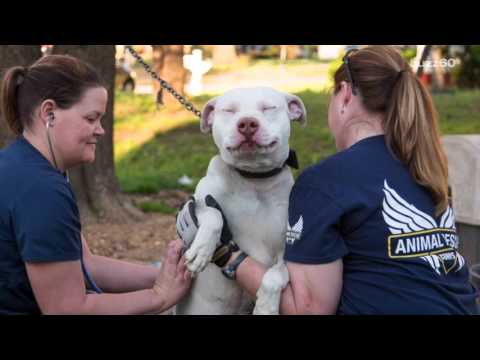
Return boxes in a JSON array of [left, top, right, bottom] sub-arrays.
[[125, 46, 202, 118]]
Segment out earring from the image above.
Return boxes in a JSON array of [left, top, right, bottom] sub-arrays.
[[341, 107, 345, 115]]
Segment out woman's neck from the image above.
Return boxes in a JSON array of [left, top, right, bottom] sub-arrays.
[[22, 130, 66, 172], [339, 115, 385, 151]]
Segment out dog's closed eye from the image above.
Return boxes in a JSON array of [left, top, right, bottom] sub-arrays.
[[262, 106, 277, 112]]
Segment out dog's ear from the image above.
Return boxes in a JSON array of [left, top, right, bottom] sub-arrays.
[[201, 97, 217, 134], [285, 93, 307, 127]]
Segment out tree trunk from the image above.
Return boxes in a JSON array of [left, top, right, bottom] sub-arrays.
[[0, 45, 42, 148], [151, 45, 187, 107], [279, 45, 301, 61], [287, 45, 301, 60], [280, 45, 288, 62], [212, 45, 238, 66], [52, 45, 143, 224]]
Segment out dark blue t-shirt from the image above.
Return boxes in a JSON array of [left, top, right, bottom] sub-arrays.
[[285, 135, 479, 314], [0, 136, 99, 315]]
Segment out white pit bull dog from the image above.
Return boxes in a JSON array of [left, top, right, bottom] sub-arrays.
[[175, 87, 306, 315]]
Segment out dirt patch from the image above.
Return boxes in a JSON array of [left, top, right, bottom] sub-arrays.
[[82, 190, 191, 264]]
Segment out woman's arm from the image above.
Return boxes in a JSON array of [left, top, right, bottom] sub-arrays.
[[174, 194, 344, 314], [81, 234, 159, 293], [87, 256, 159, 293], [25, 240, 191, 315], [232, 254, 343, 314]]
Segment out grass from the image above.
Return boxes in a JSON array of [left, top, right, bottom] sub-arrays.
[[433, 90, 480, 134], [136, 200, 177, 215], [114, 89, 337, 195], [115, 68, 480, 208], [114, 87, 480, 203], [114, 92, 211, 162], [116, 121, 217, 193]]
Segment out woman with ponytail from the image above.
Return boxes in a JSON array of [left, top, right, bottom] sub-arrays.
[[177, 45, 478, 314], [0, 55, 191, 315]]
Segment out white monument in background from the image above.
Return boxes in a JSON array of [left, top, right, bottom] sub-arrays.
[[317, 45, 346, 60], [183, 49, 212, 96]]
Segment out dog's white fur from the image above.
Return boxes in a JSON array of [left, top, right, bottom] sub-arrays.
[[175, 87, 306, 315]]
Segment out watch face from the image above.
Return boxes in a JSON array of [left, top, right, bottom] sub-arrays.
[[222, 267, 235, 279]]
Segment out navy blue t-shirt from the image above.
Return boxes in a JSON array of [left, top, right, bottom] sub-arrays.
[[0, 136, 99, 315], [285, 135, 479, 314]]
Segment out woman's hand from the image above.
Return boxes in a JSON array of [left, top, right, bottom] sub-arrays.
[[153, 240, 193, 311]]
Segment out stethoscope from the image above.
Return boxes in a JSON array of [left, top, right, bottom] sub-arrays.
[[46, 113, 60, 171], [46, 112, 103, 294]]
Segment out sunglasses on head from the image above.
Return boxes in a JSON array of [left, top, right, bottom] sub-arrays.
[[342, 48, 360, 96]]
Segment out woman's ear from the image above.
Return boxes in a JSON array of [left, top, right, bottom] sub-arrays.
[[39, 100, 57, 127], [340, 81, 354, 107]]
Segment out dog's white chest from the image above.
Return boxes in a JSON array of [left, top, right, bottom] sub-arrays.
[[222, 181, 290, 266]]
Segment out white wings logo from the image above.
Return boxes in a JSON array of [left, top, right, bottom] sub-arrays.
[[382, 180, 465, 275], [286, 216, 303, 245]]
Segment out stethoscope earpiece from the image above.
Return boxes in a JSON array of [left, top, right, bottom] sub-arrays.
[[49, 112, 55, 123], [45, 112, 59, 170], [46, 112, 55, 128]]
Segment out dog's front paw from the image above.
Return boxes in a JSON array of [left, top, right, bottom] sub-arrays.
[[253, 261, 289, 315], [185, 239, 217, 274], [253, 289, 280, 315]]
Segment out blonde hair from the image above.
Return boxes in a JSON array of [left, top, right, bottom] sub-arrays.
[[334, 46, 449, 215]]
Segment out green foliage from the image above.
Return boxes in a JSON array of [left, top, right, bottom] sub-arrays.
[[401, 48, 417, 62], [454, 45, 480, 88], [328, 56, 343, 84], [137, 200, 177, 214]]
